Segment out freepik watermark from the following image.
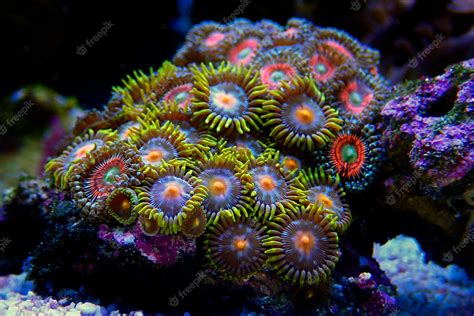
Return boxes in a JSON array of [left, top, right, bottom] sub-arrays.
[[384, 169, 423, 206], [0, 237, 12, 252], [76, 20, 114, 56], [408, 33, 445, 68], [168, 271, 206, 307], [443, 229, 474, 262], [0, 100, 34, 136], [223, 0, 252, 23], [350, 0, 367, 11]]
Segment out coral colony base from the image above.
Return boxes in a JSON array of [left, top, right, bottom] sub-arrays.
[[48, 17, 386, 279], [2, 18, 472, 315], [42, 17, 388, 311]]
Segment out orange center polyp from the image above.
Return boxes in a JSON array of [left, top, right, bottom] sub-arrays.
[[259, 176, 276, 191], [146, 150, 163, 163], [284, 158, 298, 170], [123, 128, 133, 139], [221, 95, 232, 104], [164, 183, 182, 199], [210, 179, 227, 196], [120, 198, 131, 211], [111, 194, 131, 214], [192, 217, 201, 228], [221, 94, 236, 107], [140, 215, 159, 235], [294, 231, 315, 255], [215, 92, 237, 110], [295, 106, 314, 125], [317, 193, 334, 208], [234, 238, 248, 251], [74, 143, 96, 159]]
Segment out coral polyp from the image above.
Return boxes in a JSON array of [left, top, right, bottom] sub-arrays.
[[331, 133, 367, 178], [129, 120, 194, 166], [105, 187, 139, 225], [110, 62, 194, 110], [205, 215, 268, 277], [143, 99, 191, 124], [138, 213, 161, 236], [191, 62, 266, 134], [174, 22, 235, 65], [228, 37, 262, 65], [195, 152, 254, 224], [320, 122, 382, 191], [116, 121, 141, 140], [267, 18, 314, 47], [141, 102, 218, 154], [155, 63, 195, 110], [281, 154, 303, 174], [163, 83, 193, 110], [297, 167, 351, 233], [45, 129, 117, 189], [71, 109, 110, 136], [333, 69, 387, 121], [203, 31, 226, 49], [135, 161, 207, 234], [314, 28, 380, 68], [249, 152, 302, 220], [252, 48, 308, 90], [262, 75, 343, 151], [79, 155, 126, 200], [263, 204, 339, 286], [109, 71, 150, 109], [69, 142, 143, 221], [182, 207, 207, 237], [305, 44, 351, 88], [221, 133, 271, 160]]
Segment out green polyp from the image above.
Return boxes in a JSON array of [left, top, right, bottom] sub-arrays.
[[270, 70, 287, 83], [103, 166, 121, 184], [349, 91, 363, 107], [175, 91, 188, 104], [315, 63, 327, 74], [341, 144, 357, 163], [237, 48, 252, 60]]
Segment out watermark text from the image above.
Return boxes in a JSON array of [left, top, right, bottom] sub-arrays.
[[223, 0, 252, 23], [443, 229, 474, 262], [0, 100, 34, 136], [385, 169, 423, 205], [169, 271, 206, 307], [350, 0, 367, 11], [76, 21, 114, 56], [0, 237, 12, 252], [408, 33, 445, 68]]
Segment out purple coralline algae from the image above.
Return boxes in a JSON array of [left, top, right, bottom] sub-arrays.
[[381, 58, 473, 188], [98, 223, 196, 266]]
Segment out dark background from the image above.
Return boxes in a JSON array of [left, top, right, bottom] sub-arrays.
[[1, 0, 473, 109]]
